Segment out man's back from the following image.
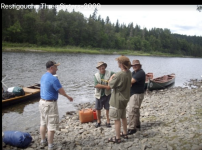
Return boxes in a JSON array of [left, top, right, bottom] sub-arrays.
[[113, 70, 132, 99], [109, 70, 132, 109], [40, 72, 61, 100]]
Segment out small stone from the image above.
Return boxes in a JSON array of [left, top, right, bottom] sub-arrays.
[[60, 129, 68, 132]]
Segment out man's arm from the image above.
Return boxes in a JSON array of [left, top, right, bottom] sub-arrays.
[[131, 77, 136, 84], [94, 74, 110, 90], [109, 74, 115, 82], [58, 87, 73, 102], [94, 84, 111, 90], [108, 74, 119, 89]]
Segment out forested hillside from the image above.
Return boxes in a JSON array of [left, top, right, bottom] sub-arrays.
[[2, 7, 202, 57]]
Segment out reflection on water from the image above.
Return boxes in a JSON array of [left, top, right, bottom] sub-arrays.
[[2, 98, 41, 132], [2, 52, 202, 132]]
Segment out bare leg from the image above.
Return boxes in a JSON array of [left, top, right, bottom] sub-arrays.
[[121, 118, 127, 135], [48, 131, 55, 145], [106, 110, 110, 123], [96, 110, 101, 123], [40, 125, 47, 141], [115, 120, 121, 139]]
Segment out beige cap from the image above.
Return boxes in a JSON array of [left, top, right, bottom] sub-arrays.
[[96, 62, 107, 69]]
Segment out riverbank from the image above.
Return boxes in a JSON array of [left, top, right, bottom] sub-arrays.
[[2, 42, 187, 57], [2, 80, 202, 150]]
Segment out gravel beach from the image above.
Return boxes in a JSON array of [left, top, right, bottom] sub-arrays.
[[2, 79, 202, 150]]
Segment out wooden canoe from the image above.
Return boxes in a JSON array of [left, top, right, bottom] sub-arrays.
[[147, 73, 175, 90], [2, 83, 40, 107]]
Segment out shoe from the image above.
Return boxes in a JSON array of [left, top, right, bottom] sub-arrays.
[[95, 122, 101, 128], [48, 144, 56, 150], [127, 129, 137, 135], [108, 136, 121, 144], [40, 138, 48, 148], [136, 125, 141, 130], [105, 122, 111, 128], [120, 132, 128, 139]]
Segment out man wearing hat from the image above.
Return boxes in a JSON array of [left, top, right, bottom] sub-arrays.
[[94, 62, 115, 128], [39, 60, 73, 150], [108, 55, 132, 143], [127, 60, 145, 135]]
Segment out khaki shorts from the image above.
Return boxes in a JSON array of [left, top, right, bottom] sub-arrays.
[[39, 99, 59, 131], [109, 106, 126, 120]]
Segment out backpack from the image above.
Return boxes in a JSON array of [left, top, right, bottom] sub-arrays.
[[12, 87, 25, 96]]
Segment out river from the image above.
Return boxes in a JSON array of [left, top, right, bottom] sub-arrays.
[[2, 52, 202, 132]]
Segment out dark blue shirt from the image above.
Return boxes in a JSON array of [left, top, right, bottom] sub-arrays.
[[40, 72, 62, 100], [131, 69, 145, 95]]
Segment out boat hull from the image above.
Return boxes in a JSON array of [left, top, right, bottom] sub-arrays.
[[2, 84, 40, 107], [148, 77, 175, 91]]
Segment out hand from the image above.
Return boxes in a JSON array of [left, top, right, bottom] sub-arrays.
[[111, 74, 116, 79], [112, 73, 116, 77], [67, 96, 73, 102], [109, 74, 115, 82], [105, 85, 111, 90]]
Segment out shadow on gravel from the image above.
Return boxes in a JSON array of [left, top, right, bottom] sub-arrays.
[[140, 120, 164, 131]]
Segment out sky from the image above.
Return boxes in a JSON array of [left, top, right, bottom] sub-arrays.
[[56, 4, 202, 37]]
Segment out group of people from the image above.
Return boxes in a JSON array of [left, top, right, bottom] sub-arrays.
[[94, 55, 145, 143], [39, 55, 145, 149]]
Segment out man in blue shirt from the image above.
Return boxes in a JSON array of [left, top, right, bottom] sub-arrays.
[[39, 61, 73, 150]]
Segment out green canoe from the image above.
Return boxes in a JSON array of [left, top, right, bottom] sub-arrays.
[[147, 73, 175, 91]]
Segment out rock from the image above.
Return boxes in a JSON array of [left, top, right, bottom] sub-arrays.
[[191, 145, 202, 150], [167, 144, 173, 150], [141, 144, 146, 150], [60, 129, 68, 132], [124, 142, 133, 148], [24, 148, 35, 150], [141, 138, 148, 144]]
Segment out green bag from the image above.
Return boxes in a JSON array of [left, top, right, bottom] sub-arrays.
[[12, 87, 25, 96]]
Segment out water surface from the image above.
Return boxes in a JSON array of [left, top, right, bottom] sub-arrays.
[[2, 52, 202, 132]]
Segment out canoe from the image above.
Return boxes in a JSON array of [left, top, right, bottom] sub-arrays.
[[147, 73, 175, 90], [144, 73, 154, 91], [2, 83, 40, 107]]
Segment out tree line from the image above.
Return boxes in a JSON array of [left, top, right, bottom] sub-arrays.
[[2, 7, 202, 57]]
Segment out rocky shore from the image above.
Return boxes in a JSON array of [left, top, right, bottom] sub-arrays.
[[2, 80, 202, 150]]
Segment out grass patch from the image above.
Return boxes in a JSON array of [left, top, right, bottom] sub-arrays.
[[196, 108, 202, 117], [169, 135, 178, 141], [2, 41, 189, 57], [179, 117, 188, 123]]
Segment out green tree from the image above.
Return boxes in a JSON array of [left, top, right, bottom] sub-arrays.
[[22, 12, 37, 43], [115, 19, 120, 33], [6, 21, 22, 42]]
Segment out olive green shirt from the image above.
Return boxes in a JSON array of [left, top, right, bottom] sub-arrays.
[[109, 70, 132, 109], [94, 71, 115, 96]]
